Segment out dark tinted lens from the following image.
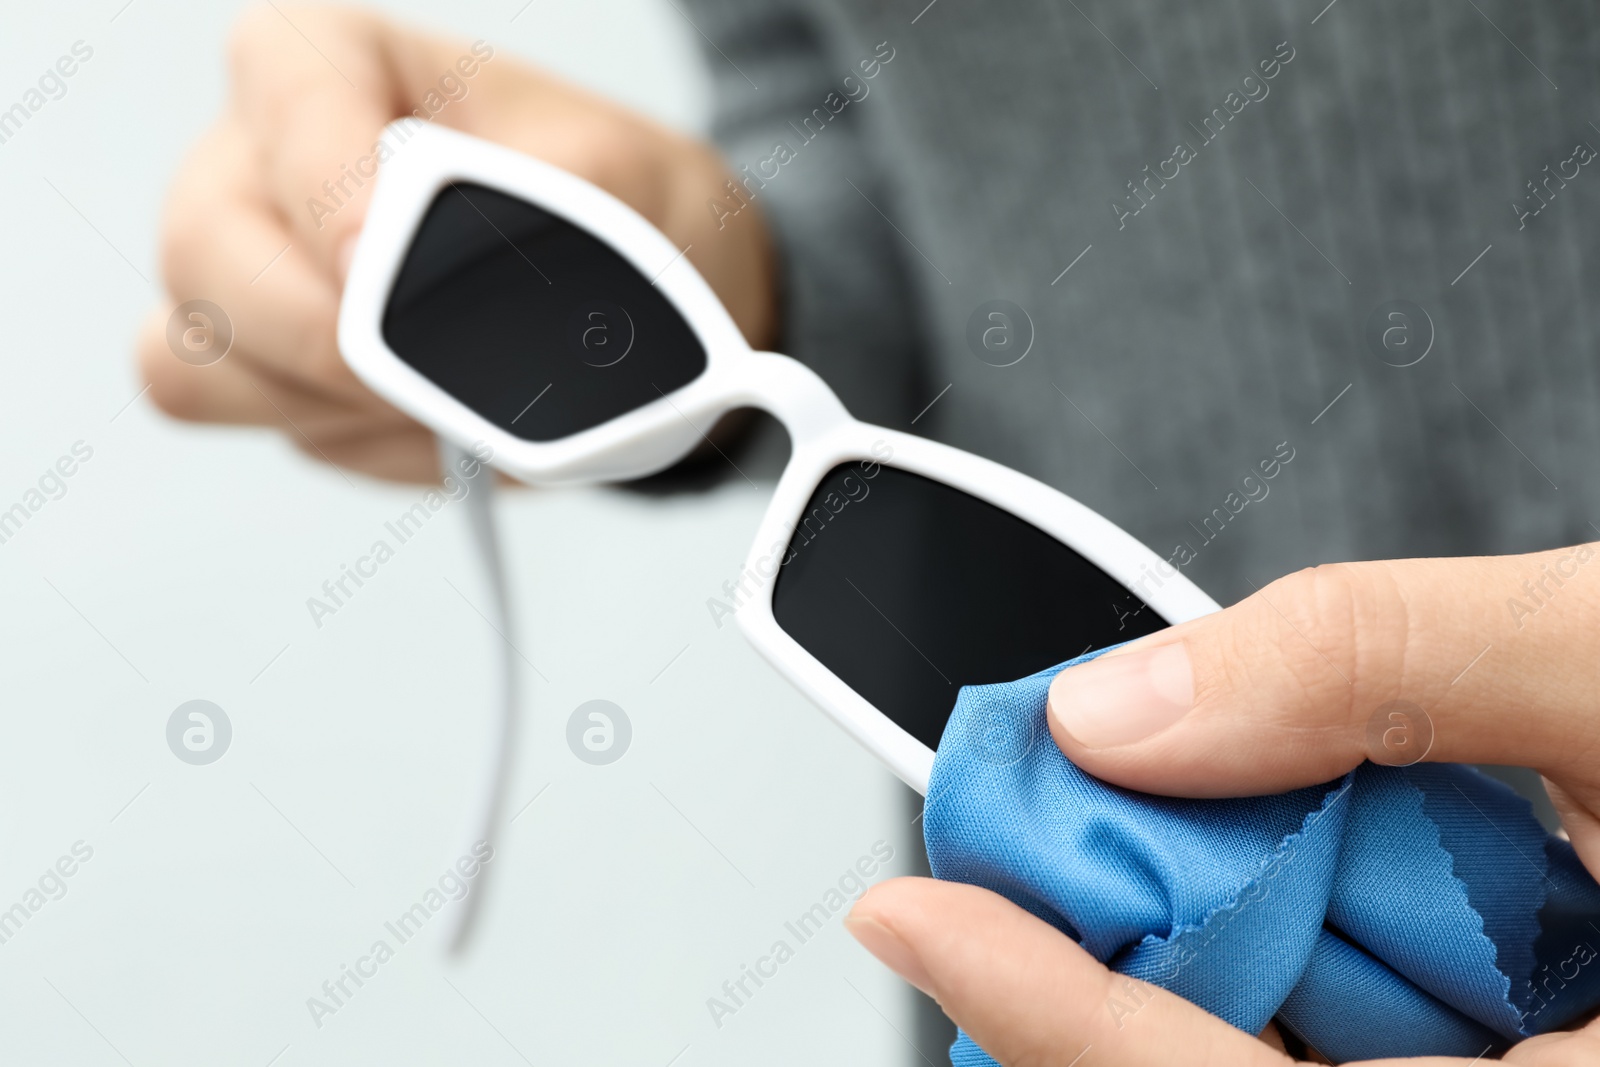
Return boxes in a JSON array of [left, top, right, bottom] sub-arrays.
[[771, 464, 1168, 751], [382, 182, 707, 442]]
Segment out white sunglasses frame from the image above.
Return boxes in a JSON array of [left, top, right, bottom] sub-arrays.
[[340, 122, 1221, 796]]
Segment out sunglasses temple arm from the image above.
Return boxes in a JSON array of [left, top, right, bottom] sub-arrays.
[[436, 436, 520, 955], [429, 352, 843, 952]]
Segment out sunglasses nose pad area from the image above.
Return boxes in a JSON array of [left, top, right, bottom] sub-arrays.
[[380, 181, 709, 449]]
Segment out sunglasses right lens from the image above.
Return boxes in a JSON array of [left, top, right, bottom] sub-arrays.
[[382, 181, 707, 442]]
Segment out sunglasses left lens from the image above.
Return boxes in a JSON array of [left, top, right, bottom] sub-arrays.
[[382, 182, 707, 442]]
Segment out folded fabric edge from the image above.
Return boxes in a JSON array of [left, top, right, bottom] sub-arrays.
[[1400, 764, 1528, 1035], [1121, 772, 1357, 966], [1277, 926, 1509, 1062]]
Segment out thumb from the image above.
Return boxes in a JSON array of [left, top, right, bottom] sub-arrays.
[[844, 878, 1286, 1067], [228, 7, 495, 278], [1046, 546, 1600, 798]]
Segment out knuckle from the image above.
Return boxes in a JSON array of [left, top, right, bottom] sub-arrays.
[[1231, 563, 1409, 729], [158, 206, 209, 293], [158, 141, 233, 291], [229, 5, 369, 92], [1275, 564, 1366, 666], [1280, 566, 1361, 697], [140, 349, 208, 422], [226, 6, 284, 69]]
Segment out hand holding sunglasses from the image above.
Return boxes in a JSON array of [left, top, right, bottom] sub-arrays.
[[340, 120, 1221, 795]]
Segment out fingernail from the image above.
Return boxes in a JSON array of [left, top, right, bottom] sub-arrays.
[[844, 914, 936, 998], [1049, 641, 1194, 749]]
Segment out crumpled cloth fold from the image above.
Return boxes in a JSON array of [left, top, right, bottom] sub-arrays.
[[924, 649, 1600, 1064]]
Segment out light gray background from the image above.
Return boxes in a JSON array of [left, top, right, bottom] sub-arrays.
[[0, 2, 923, 1064]]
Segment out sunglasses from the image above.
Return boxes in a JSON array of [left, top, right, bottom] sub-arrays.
[[339, 122, 1221, 803]]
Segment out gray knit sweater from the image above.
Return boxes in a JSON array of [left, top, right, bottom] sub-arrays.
[[681, 0, 1600, 606]]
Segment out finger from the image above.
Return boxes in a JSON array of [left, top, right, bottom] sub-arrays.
[[846, 878, 1575, 1067], [1501, 1025, 1600, 1065], [160, 119, 390, 400], [1046, 549, 1600, 797], [138, 306, 277, 424], [138, 307, 395, 436], [287, 421, 441, 483], [139, 304, 439, 482], [846, 877, 1290, 1067], [227, 5, 402, 272], [1543, 778, 1600, 875]]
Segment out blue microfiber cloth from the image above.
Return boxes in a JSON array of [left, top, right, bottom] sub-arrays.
[[924, 648, 1600, 1064]]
